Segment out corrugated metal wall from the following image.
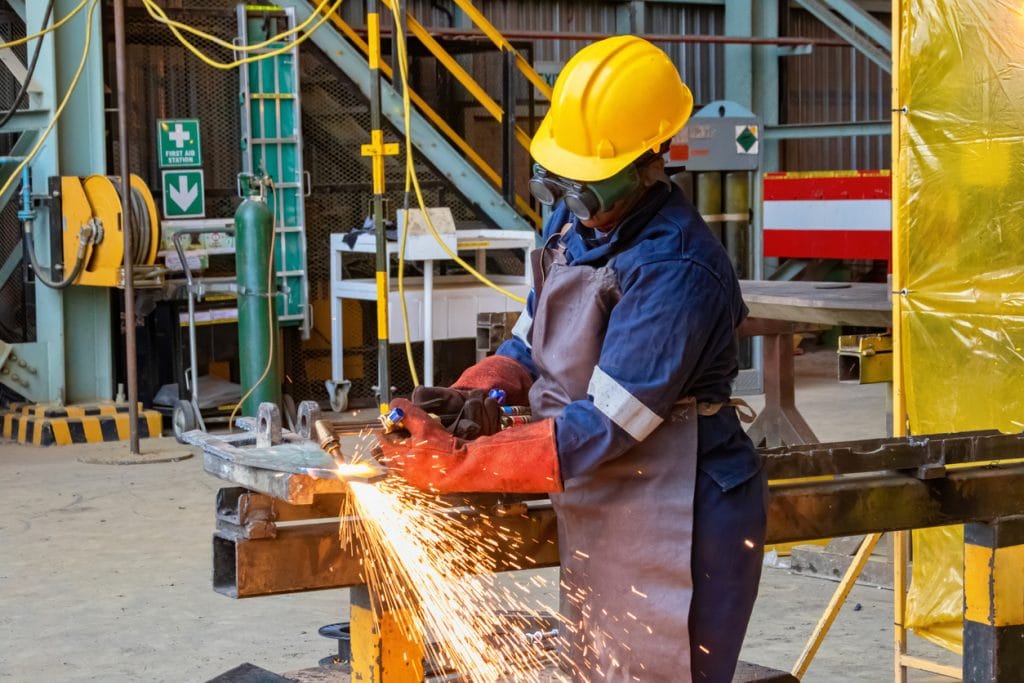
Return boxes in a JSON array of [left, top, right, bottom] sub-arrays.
[[780, 8, 891, 170]]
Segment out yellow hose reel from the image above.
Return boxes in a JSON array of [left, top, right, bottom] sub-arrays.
[[58, 174, 161, 288]]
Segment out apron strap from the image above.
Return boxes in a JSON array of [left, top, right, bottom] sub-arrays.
[[675, 397, 758, 424]]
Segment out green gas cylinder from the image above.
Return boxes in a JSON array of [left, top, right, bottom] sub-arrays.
[[235, 183, 281, 416]]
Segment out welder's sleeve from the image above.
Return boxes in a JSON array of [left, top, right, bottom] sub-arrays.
[[554, 258, 731, 481]]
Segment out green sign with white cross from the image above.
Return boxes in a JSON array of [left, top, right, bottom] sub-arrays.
[[162, 169, 205, 219], [157, 119, 202, 168]]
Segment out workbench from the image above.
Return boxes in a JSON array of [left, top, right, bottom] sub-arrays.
[[189, 407, 1024, 682], [739, 281, 891, 447]]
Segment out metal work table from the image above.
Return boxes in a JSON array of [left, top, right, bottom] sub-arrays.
[[738, 280, 892, 447], [191, 408, 1024, 682]]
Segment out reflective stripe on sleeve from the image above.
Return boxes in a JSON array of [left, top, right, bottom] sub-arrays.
[[587, 366, 663, 441], [512, 308, 533, 348]]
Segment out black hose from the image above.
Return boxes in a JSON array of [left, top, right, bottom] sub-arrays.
[[0, 0, 58, 131], [24, 221, 87, 289]]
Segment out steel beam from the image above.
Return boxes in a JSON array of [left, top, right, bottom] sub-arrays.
[[214, 500, 561, 597], [7, 0, 25, 21], [821, 0, 891, 52], [763, 121, 890, 140], [0, 242, 22, 291], [210, 456, 1024, 597], [794, 0, 890, 73]]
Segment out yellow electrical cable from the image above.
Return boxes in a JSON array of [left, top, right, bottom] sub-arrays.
[[0, 0, 89, 50], [397, 179, 420, 387], [139, 0, 333, 53], [388, 0, 526, 385], [388, 2, 527, 302], [229, 179, 280, 431], [0, 0, 98, 204], [141, 0, 343, 70]]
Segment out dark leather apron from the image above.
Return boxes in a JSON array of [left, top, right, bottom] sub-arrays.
[[527, 233, 699, 682]]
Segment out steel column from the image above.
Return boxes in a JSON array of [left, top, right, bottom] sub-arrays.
[[112, 0, 138, 452]]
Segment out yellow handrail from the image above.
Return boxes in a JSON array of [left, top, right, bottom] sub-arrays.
[[325, 11, 541, 228], [387, 2, 532, 153], [450, 0, 552, 101]]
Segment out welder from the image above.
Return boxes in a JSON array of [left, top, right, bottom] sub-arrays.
[[378, 35, 767, 683]]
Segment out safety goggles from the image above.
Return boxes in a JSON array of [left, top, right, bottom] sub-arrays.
[[528, 162, 641, 221]]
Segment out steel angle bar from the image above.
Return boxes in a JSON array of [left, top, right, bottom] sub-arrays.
[[766, 463, 1024, 544], [761, 429, 1024, 480], [213, 502, 560, 597], [820, 0, 891, 51]]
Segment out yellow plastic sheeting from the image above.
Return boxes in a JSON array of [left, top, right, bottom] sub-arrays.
[[904, 526, 964, 653], [895, 0, 1024, 651]]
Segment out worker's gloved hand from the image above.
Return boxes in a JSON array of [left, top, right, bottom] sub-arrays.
[[410, 386, 502, 439], [449, 355, 535, 405], [411, 354, 533, 439], [377, 399, 562, 494]]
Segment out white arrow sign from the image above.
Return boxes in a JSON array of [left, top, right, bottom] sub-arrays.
[[169, 175, 198, 211]]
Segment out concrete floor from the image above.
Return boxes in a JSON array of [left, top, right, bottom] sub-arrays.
[[0, 350, 959, 682]]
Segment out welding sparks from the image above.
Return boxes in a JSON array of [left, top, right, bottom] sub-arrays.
[[335, 434, 567, 682]]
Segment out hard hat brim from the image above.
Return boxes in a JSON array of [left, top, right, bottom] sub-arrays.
[[531, 115, 645, 182]]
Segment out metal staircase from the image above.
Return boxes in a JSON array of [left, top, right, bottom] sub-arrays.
[[281, 0, 546, 234]]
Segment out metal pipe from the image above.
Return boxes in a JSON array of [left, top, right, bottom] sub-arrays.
[[501, 49, 515, 206], [368, 0, 391, 412], [113, 0, 139, 454], [372, 26, 849, 47]]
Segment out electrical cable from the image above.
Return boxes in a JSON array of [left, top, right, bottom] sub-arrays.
[[0, 0, 56, 130], [386, 1, 527, 386], [229, 179, 279, 431], [4, 0, 99, 279], [140, 0, 343, 70], [0, 0, 89, 51], [397, 169, 420, 387], [388, 1, 525, 306], [139, 0, 335, 53]]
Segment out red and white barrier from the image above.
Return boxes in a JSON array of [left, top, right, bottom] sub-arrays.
[[763, 170, 891, 261]]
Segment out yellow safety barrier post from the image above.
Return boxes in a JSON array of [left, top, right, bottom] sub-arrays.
[[361, 0, 399, 414], [352, 8, 423, 677], [963, 519, 1024, 681], [350, 585, 425, 682]]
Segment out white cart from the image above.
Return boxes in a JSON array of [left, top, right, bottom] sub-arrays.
[[327, 228, 534, 411]]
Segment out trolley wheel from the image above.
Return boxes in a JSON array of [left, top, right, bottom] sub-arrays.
[[326, 379, 351, 413], [173, 400, 197, 443]]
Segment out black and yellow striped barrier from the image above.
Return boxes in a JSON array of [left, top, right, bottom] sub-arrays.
[[1, 403, 162, 446], [964, 519, 1024, 681]]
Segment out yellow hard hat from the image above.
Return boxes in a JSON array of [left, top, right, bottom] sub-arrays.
[[531, 36, 694, 183]]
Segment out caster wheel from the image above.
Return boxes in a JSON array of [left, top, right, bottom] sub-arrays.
[[172, 400, 197, 443]]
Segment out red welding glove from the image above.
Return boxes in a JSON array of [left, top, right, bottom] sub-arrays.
[[377, 398, 562, 494], [451, 354, 534, 405], [411, 355, 534, 439]]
